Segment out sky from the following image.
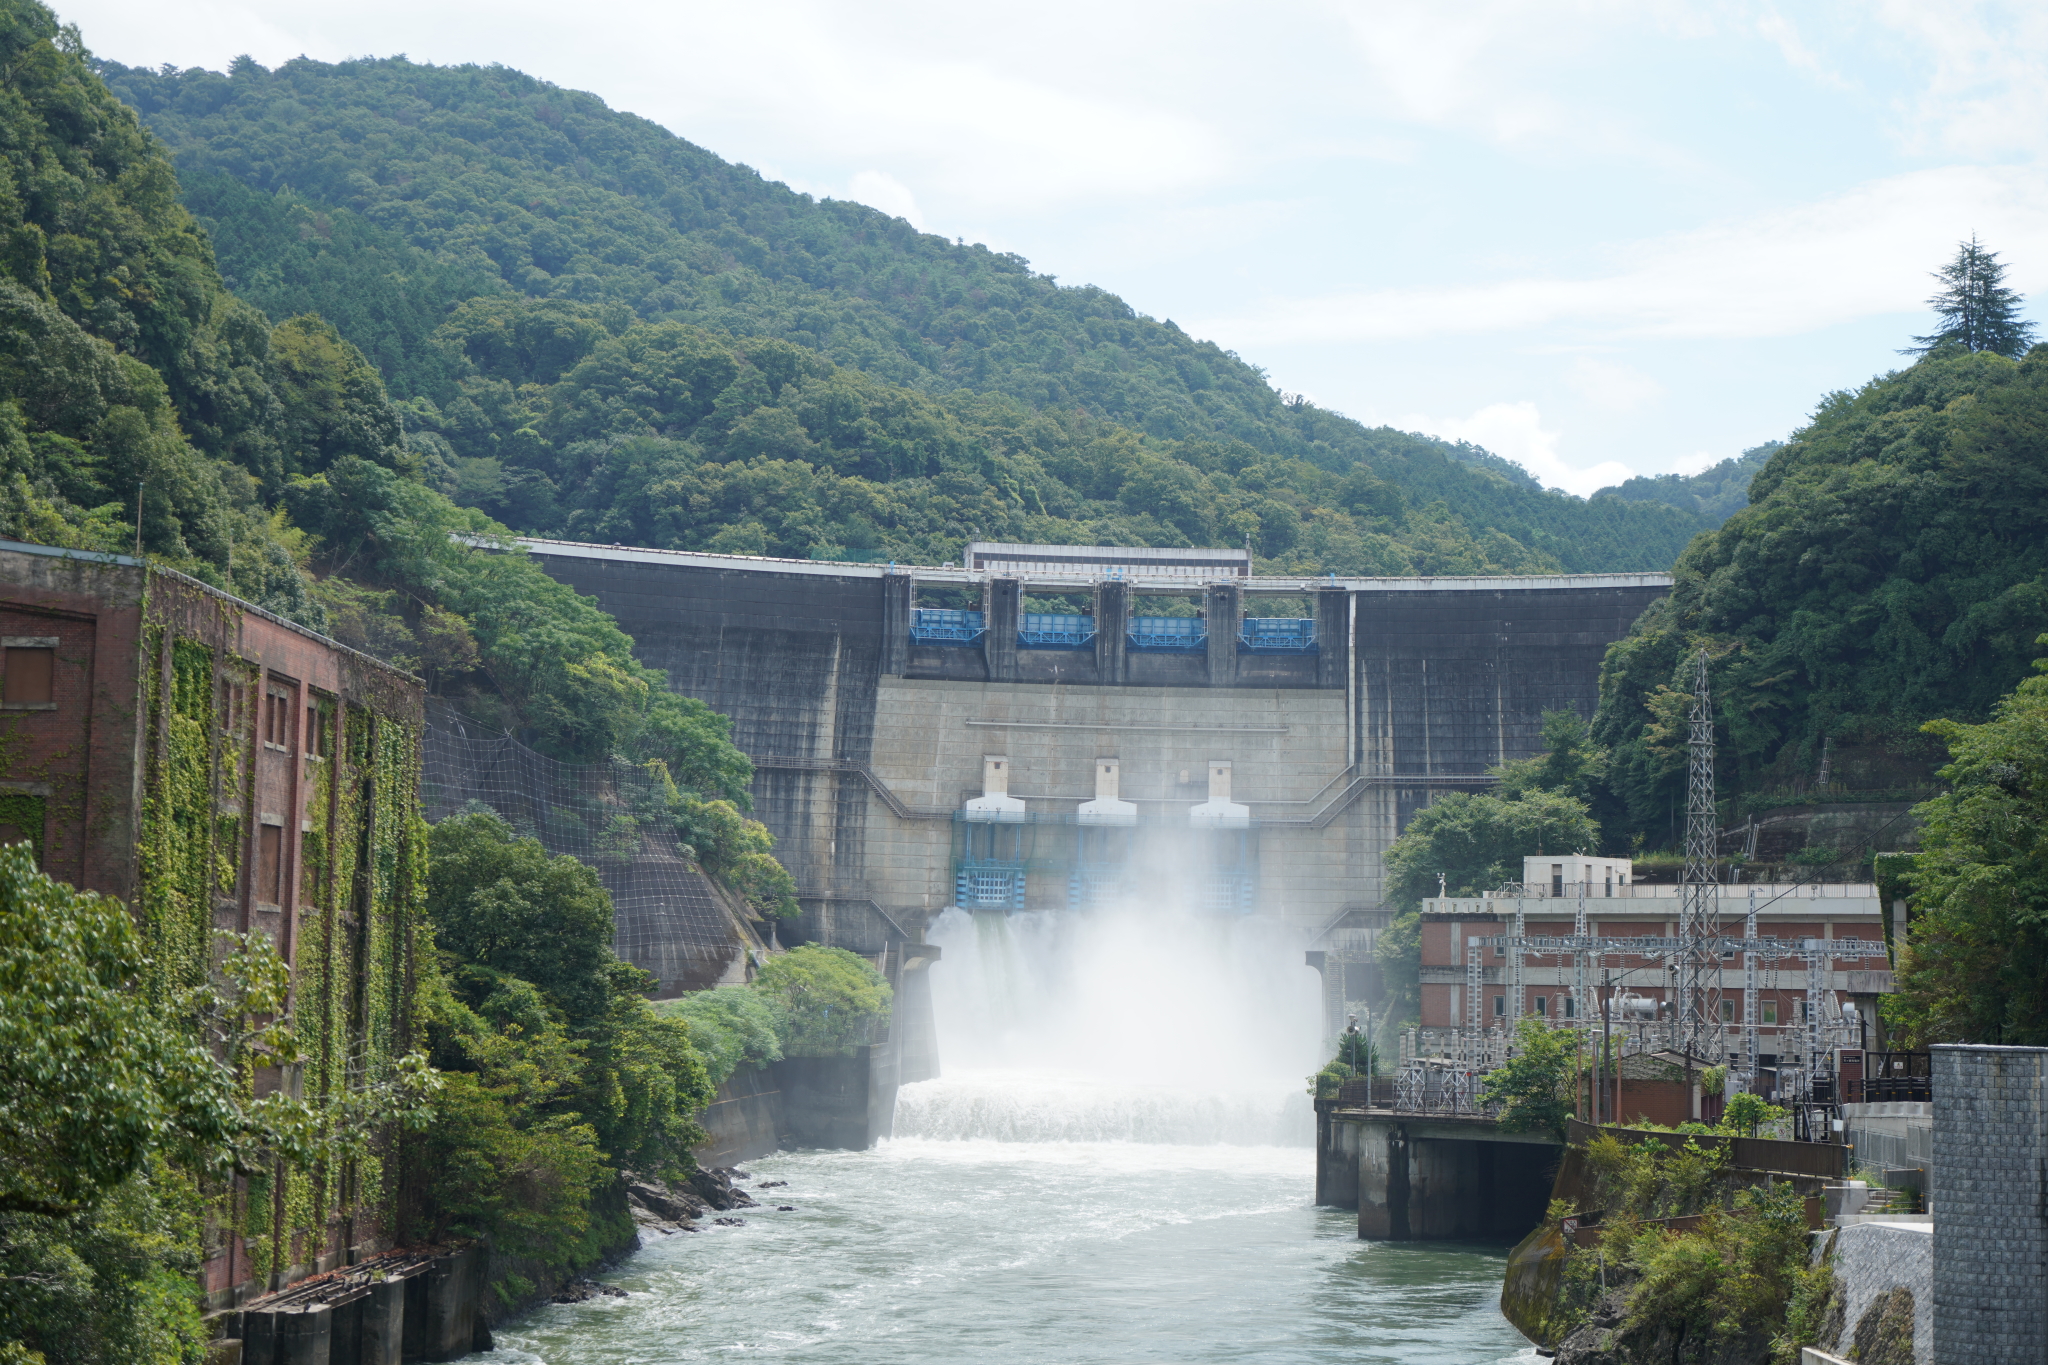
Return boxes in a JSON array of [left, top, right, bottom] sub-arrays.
[[56, 0, 2048, 495]]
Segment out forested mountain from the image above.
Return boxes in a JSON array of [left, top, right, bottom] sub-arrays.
[[1592, 349, 2048, 834], [1593, 441, 1779, 526], [100, 55, 1710, 574], [0, 7, 781, 865]]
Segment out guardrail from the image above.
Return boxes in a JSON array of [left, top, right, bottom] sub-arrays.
[[1564, 1117, 1846, 1179]]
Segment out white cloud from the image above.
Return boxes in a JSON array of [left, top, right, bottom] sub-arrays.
[[1395, 401, 1636, 497], [845, 171, 925, 229], [1566, 356, 1665, 412], [1871, 0, 2048, 158], [1195, 164, 2048, 347]]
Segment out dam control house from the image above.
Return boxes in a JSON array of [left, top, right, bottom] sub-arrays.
[[522, 537, 1669, 1003]]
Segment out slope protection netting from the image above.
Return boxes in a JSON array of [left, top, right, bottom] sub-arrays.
[[420, 700, 746, 992]]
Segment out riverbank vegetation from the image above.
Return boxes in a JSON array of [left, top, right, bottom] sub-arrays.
[[657, 946, 894, 1086], [405, 811, 719, 1266], [0, 839, 439, 1359], [1532, 1134, 1823, 1365]]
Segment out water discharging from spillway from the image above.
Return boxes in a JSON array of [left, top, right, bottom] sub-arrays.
[[898, 902, 1322, 1146], [469, 901, 1534, 1364]]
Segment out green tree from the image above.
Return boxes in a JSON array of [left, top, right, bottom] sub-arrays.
[[1383, 788, 1600, 908], [675, 798, 797, 918], [426, 812, 618, 1024], [654, 988, 784, 1087], [405, 972, 610, 1265], [1720, 1091, 1785, 1138], [265, 313, 412, 485], [0, 841, 434, 1360], [1480, 1016, 1580, 1140], [1903, 236, 2038, 359], [1494, 709, 1608, 802], [1887, 643, 2048, 1046], [422, 811, 715, 1179], [750, 945, 892, 1058], [0, 842, 231, 1218]]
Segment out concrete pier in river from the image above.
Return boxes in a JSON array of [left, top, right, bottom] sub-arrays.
[[1317, 1100, 1560, 1241]]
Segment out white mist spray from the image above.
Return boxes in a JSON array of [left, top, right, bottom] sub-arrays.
[[895, 888, 1324, 1145]]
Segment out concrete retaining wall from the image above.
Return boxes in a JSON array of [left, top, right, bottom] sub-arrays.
[[698, 1065, 787, 1167], [1825, 1222, 1932, 1365], [774, 1045, 896, 1150]]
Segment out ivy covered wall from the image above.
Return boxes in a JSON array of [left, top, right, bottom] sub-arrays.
[[134, 570, 428, 1297]]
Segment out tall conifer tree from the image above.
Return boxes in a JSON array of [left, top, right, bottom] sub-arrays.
[[1903, 236, 2038, 357]]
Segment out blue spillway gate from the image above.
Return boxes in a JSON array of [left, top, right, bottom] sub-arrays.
[[1238, 617, 1316, 652], [911, 608, 986, 645], [1127, 616, 1207, 651], [1018, 613, 1096, 648]]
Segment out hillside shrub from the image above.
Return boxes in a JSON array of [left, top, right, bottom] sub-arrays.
[[656, 989, 784, 1087], [749, 945, 892, 1058]]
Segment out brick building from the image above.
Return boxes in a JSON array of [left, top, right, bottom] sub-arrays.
[[1412, 856, 1891, 1103], [0, 539, 426, 1305]]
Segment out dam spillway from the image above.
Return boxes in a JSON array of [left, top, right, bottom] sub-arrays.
[[521, 537, 1668, 1023]]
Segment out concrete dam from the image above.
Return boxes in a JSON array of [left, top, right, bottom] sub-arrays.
[[520, 537, 1669, 1033]]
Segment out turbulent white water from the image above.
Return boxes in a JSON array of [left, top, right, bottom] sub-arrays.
[[464, 899, 1530, 1361], [476, 1142, 1534, 1365], [895, 1068, 1314, 1146]]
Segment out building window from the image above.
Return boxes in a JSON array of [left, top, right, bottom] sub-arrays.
[[1551, 863, 1564, 897], [1720, 999, 1735, 1022], [1799, 1000, 1812, 1022], [1492, 995, 1505, 1017], [306, 702, 335, 760], [219, 678, 248, 734], [1, 640, 56, 707], [263, 686, 293, 751], [1563, 995, 1577, 1019], [1534, 995, 1548, 1016], [1762, 1001, 1778, 1025], [256, 824, 284, 906]]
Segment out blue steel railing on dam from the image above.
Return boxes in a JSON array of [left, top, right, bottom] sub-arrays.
[[911, 608, 986, 645], [1018, 613, 1097, 648], [1127, 616, 1208, 651], [1237, 618, 1316, 653]]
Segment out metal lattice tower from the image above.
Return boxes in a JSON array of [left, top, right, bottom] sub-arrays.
[[1742, 885, 1760, 1084], [1677, 649, 1723, 1069]]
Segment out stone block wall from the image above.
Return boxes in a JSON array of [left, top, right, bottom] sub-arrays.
[[1931, 1043, 2048, 1364]]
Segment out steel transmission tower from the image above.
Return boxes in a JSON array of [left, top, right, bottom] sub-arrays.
[[1677, 649, 1723, 1089]]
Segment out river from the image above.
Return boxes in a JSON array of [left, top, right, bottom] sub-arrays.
[[464, 906, 1532, 1363]]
